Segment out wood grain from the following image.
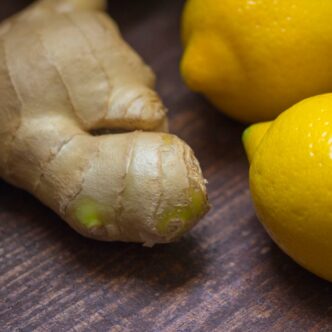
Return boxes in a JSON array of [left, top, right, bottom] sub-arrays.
[[1, 1, 332, 331]]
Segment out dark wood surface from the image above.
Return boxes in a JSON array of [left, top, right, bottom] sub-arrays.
[[1, 1, 332, 331]]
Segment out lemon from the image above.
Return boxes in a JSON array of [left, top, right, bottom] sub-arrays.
[[181, 0, 332, 123], [243, 93, 332, 281]]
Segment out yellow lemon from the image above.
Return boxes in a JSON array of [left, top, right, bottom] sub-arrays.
[[181, 0, 332, 123], [243, 93, 332, 281]]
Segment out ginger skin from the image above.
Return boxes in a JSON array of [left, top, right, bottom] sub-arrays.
[[0, 0, 209, 245]]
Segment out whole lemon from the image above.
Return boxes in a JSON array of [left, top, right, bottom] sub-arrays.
[[181, 0, 332, 123], [243, 93, 332, 281]]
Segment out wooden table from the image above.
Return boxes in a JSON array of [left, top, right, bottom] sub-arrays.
[[1, 1, 332, 331]]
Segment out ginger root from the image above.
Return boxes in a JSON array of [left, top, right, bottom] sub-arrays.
[[0, 0, 209, 245]]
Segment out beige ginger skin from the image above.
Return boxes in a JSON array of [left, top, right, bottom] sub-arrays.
[[0, 0, 209, 246]]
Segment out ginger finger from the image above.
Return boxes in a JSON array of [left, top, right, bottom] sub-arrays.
[[0, 0, 209, 245]]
